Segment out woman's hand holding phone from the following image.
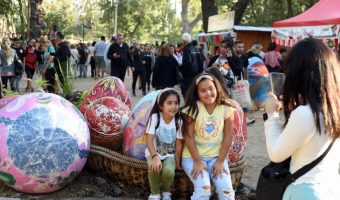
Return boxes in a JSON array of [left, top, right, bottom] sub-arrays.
[[265, 92, 282, 113]]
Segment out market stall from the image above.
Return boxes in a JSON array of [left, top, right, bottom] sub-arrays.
[[272, 0, 340, 48]]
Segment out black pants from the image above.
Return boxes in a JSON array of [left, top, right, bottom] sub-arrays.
[[111, 65, 127, 82], [25, 66, 35, 80], [181, 77, 193, 99], [132, 70, 146, 93], [145, 64, 152, 88], [55, 60, 70, 86], [1, 76, 15, 91], [90, 57, 96, 77], [45, 68, 56, 93]]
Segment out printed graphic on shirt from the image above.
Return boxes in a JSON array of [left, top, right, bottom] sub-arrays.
[[155, 126, 177, 156], [196, 116, 222, 148]]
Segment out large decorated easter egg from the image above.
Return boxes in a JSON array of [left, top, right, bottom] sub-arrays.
[[248, 57, 270, 109], [85, 97, 131, 151], [0, 95, 20, 108], [227, 99, 247, 163], [123, 91, 160, 160], [0, 93, 90, 194], [80, 76, 131, 114]]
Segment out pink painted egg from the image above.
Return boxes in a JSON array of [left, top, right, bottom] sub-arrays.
[[0, 95, 20, 108], [0, 93, 90, 194], [85, 97, 131, 151], [80, 76, 131, 115]]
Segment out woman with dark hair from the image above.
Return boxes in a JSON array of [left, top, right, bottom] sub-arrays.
[[88, 41, 96, 78], [169, 44, 182, 65], [152, 44, 179, 90], [131, 43, 146, 96], [143, 43, 155, 91], [264, 42, 282, 73], [78, 43, 87, 78], [264, 38, 340, 199]]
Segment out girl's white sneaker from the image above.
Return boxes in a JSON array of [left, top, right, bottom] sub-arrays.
[[162, 192, 172, 200], [148, 194, 161, 200]]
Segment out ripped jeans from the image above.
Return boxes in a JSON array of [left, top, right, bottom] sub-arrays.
[[182, 157, 235, 200]]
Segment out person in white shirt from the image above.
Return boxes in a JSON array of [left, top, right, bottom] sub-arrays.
[[69, 44, 79, 79], [103, 36, 116, 76], [263, 38, 340, 200], [87, 42, 96, 78], [94, 36, 107, 79]]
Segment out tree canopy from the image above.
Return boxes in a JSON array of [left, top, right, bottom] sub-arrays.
[[0, 0, 318, 44]]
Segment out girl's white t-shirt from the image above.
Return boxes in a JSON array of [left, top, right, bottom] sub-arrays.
[[214, 57, 235, 78], [145, 113, 183, 160]]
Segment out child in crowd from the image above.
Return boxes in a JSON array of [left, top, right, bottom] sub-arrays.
[[145, 88, 183, 200], [181, 73, 236, 200]]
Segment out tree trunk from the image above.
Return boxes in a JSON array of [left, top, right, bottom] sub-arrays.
[[200, 0, 217, 33], [18, 0, 28, 40], [181, 0, 202, 34], [233, 0, 250, 25], [28, 0, 44, 40], [287, 0, 293, 17]]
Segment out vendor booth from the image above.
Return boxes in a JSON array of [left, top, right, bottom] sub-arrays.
[[272, 0, 340, 47]]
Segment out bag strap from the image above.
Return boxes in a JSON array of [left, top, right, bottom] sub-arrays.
[[291, 138, 336, 181]]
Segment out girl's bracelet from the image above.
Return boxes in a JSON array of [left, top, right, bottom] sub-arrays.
[[152, 154, 158, 159]]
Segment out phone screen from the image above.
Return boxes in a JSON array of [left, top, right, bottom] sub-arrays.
[[270, 72, 285, 97]]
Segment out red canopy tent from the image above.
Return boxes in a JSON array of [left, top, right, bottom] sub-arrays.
[[271, 0, 340, 47]]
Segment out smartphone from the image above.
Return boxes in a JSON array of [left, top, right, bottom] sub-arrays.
[[270, 72, 285, 97]]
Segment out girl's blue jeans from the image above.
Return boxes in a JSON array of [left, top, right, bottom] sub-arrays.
[[182, 157, 235, 200]]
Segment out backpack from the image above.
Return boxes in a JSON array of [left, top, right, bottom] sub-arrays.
[[14, 55, 24, 75]]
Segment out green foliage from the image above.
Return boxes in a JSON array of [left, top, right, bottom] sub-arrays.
[[73, 91, 88, 109], [57, 61, 75, 98], [0, 0, 16, 16], [98, 0, 183, 44], [3, 90, 19, 97], [0, 0, 320, 46], [42, 1, 74, 35], [217, 0, 317, 26]]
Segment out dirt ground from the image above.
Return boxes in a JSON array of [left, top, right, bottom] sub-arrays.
[[0, 72, 274, 199]]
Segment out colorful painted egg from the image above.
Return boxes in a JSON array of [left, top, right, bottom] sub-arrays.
[[248, 57, 270, 109], [123, 91, 160, 160], [0, 93, 90, 194], [85, 97, 131, 151], [227, 99, 247, 163], [0, 95, 20, 108], [80, 76, 131, 115]]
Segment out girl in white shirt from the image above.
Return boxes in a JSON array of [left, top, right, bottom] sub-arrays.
[[264, 38, 340, 200], [145, 88, 183, 200]]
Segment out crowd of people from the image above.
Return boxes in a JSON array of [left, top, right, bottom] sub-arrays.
[[1, 31, 339, 200], [0, 31, 292, 125]]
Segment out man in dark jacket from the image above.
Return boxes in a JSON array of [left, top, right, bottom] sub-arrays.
[[54, 31, 71, 85], [107, 33, 133, 82], [179, 33, 203, 97]]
